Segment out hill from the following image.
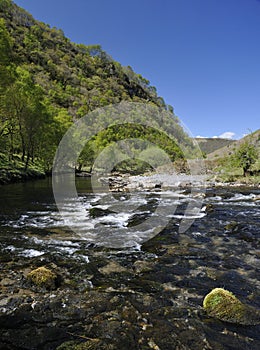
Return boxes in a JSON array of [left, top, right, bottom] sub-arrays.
[[195, 137, 235, 155], [0, 0, 194, 182], [205, 130, 260, 182], [207, 130, 260, 160]]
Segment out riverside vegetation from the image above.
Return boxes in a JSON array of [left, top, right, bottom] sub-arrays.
[[204, 130, 260, 185]]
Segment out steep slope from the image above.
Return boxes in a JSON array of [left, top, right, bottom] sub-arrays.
[[0, 0, 167, 118], [0, 0, 195, 182]]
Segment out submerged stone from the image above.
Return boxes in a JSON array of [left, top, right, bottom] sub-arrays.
[[98, 261, 128, 275], [205, 203, 214, 213], [56, 340, 103, 350], [203, 288, 260, 325], [89, 207, 115, 218], [224, 221, 241, 232]]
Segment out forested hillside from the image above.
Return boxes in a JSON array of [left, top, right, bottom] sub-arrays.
[[0, 0, 192, 181]]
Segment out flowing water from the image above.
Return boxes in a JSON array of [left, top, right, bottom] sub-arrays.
[[0, 177, 259, 349]]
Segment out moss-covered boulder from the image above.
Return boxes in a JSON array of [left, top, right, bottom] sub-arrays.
[[27, 266, 57, 290], [203, 288, 260, 325]]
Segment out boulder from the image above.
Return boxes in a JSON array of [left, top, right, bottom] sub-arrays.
[[203, 288, 260, 325]]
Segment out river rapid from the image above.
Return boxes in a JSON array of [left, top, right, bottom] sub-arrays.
[[0, 177, 259, 350]]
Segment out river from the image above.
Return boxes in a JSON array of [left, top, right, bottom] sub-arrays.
[[0, 177, 259, 349]]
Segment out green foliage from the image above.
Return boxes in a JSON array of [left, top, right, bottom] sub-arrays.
[[230, 141, 258, 176], [0, 18, 14, 90], [1, 65, 52, 168], [77, 123, 184, 172]]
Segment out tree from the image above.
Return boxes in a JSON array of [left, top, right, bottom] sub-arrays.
[[2, 66, 51, 168], [0, 18, 14, 89], [231, 141, 258, 176]]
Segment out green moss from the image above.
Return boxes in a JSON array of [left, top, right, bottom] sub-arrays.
[[224, 221, 239, 232], [203, 288, 260, 325], [27, 266, 57, 289]]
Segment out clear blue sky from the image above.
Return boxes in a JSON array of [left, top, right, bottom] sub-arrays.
[[14, 0, 260, 139]]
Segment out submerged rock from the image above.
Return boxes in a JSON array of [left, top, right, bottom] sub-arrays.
[[27, 266, 57, 290], [224, 221, 243, 233], [56, 340, 104, 350], [89, 207, 115, 218], [205, 203, 214, 213], [98, 261, 128, 275], [203, 288, 260, 325]]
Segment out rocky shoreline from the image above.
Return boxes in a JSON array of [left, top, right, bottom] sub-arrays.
[[102, 172, 260, 192], [0, 167, 259, 189]]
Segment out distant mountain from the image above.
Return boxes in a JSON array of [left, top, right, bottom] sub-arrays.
[[207, 129, 260, 160], [195, 137, 235, 155]]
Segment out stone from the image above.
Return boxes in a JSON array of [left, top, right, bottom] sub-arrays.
[[203, 288, 260, 325], [27, 267, 57, 290], [98, 261, 128, 275], [89, 207, 115, 218]]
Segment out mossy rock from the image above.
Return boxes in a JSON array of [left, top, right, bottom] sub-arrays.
[[224, 221, 244, 233], [27, 266, 57, 289], [205, 204, 214, 213], [203, 288, 260, 325]]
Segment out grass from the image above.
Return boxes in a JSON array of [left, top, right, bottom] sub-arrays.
[[0, 153, 46, 184]]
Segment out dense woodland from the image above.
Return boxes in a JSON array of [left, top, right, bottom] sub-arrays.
[[0, 0, 194, 177]]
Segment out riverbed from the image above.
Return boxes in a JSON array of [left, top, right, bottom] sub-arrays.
[[0, 177, 259, 349]]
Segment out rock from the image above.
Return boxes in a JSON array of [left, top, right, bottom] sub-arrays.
[[89, 207, 115, 218], [75, 171, 91, 178], [205, 203, 214, 213], [203, 288, 260, 325], [56, 340, 102, 349], [127, 212, 151, 227], [98, 261, 128, 275], [133, 260, 154, 274], [0, 278, 15, 287], [27, 266, 57, 290], [99, 176, 128, 192], [148, 339, 161, 350], [224, 221, 241, 232]]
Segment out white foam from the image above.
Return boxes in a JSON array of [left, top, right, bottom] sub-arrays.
[[19, 249, 45, 257]]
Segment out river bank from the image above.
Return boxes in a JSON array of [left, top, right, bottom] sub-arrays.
[[0, 167, 46, 185], [103, 172, 260, 193], [0, 154, 46, 185], [1, 155, 259, 189]]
